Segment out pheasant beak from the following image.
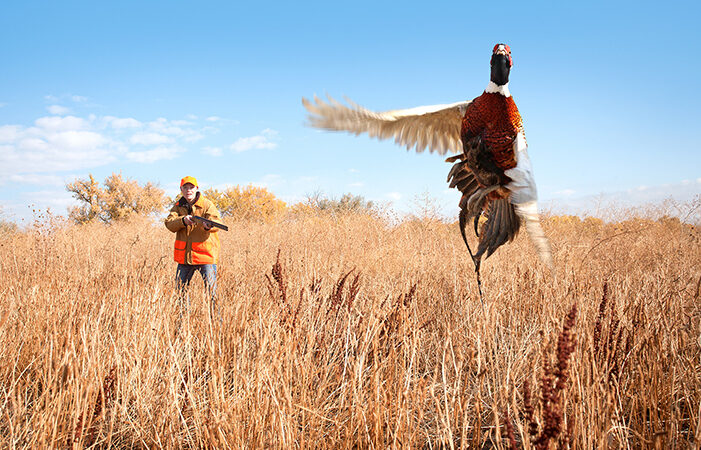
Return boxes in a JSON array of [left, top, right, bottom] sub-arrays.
[[493, 45, 508, 56]]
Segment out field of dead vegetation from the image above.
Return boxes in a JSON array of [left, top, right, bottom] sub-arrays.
[[0, 211, 699, 448]]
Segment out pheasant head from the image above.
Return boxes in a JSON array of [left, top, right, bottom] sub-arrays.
[[490, 43, 512, 86]]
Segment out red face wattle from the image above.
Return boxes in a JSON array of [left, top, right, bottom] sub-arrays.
[[492, 44, 513, 67]]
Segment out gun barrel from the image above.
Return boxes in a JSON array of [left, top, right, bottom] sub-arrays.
[[193, 215, 229, 231]]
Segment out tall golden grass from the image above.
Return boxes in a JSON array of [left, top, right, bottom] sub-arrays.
[[1, 210, 699, 448]]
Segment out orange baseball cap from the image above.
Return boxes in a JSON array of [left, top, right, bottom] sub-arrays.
[[180, 176, 198, 187]]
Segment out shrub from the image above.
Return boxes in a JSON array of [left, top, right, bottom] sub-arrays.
[[291, 192, 375, 216], [66, 173, 167, 223], [202, 185, 286, 222]]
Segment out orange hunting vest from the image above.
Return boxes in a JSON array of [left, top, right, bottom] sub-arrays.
[[164, 193, 222, 265]]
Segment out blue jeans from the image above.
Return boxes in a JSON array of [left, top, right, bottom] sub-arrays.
[[175, 263, 219, 318]]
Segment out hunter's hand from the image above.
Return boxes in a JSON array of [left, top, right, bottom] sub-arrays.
[[183, 215, 196, 226]]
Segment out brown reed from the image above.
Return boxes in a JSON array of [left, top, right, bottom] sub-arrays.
[[0, 210, 698, 447], [527, 302, 578, 450]]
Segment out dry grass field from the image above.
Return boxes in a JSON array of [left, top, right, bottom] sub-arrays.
[[1, 209, 699, 448]]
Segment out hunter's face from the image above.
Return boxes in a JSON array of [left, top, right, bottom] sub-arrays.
[[181, 183, 197, 202]]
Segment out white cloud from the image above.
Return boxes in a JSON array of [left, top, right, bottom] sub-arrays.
[[0, 114, 119, 175], [0, 125, 22, 143], [202, 146, 223, 156], [103, 116, 142, 129], [186, 114, 198, 120], [231, 136, 275, 152], [148, 118, 185, 134], [0, 105, 224, 182], [125, 146, 184, 163], [130, 132, 173, 146], [348, 182, 364, 188], [206, 116, 221, 122], [8, 173, 66, 186], [0, 102, 7, 108], [35, 115, 88, 132], [201, 125, 220, 135], [1, 142, 117, 173], [48, 130, 106, 150], [386, 192, 402, 201], [47, 105, 70, 115], [184, 132, 204, 142], [18, 137, 48, 151], [230, 129, 279, 152], [148, 117, 203, 142], [44, 94, 88, 105]]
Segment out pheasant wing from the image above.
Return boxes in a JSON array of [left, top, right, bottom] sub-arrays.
[[302, 95, 471, 155]]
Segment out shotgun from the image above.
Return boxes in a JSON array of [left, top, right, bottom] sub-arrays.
[[193, 215, 229, 231]]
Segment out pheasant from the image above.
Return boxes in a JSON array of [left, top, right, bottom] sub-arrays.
[[302, 44, 552, 271]]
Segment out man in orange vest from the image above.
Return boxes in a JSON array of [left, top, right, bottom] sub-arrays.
[[165, 176, 222, 317]]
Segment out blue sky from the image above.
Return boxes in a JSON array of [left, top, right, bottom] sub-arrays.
[[1, 0, 699, 223]]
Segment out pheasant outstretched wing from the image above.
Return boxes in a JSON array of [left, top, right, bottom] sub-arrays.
[[302, 95, 471, 155]]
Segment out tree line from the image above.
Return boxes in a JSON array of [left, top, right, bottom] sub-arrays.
[[65, 173, 376, 224]]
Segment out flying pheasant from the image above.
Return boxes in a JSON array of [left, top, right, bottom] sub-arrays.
[[302, 44, 552, 269]]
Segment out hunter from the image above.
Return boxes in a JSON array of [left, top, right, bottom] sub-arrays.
[[165, 176, 222, 317]]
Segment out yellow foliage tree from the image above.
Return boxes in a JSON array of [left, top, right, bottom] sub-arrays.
[[66, 174, 105, 223], [202, 185, 286, 222], [102, 173, 166, 221], [66, 173, 167, 223]]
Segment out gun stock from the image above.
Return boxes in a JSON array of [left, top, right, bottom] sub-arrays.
[[193, 215, 229, 231]]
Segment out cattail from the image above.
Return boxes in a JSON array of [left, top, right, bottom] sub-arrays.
[[555, 303, 577, 391], [536, 347, 554, 449], [609, 325, 626, 383], [329, 269, 353, 313], [93, 365, 117, 419], [403, 283, 417, 307], [593, 283, 608, 355], [607, 306, 619, 366], [346, 271, 361, 311], [265, 248, 288, 306], [535, 302, 577, 450], [72, 414, 84, 446], [503, 409, 517, 450], [523, 379, 538, 439], [619, 331, 633, 376], [538, 402, 563, 449]]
